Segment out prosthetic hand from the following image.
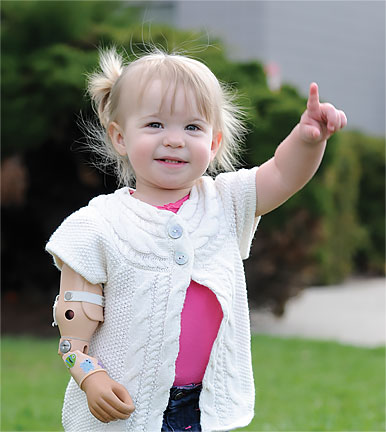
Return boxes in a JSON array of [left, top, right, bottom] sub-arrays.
[[53, 264, 135, 423]]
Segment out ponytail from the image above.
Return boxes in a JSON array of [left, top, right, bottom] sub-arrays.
[[83, 47, 134, 187], [87, 48, 124, 128]]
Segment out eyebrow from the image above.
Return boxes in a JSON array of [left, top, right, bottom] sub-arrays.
[[139, 114, 208, 124], [139, 113, 161, 120], [189, 118, 208, 124]]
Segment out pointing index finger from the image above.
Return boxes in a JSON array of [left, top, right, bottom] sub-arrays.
[[307, 82, 320, 112]]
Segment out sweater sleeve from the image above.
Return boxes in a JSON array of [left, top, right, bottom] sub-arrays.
[[45, 206, 108, 285], [215, 167, 260, 260]]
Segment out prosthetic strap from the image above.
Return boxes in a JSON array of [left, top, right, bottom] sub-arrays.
[[52, 290, 105, 327], [62, 350, 106, 389]]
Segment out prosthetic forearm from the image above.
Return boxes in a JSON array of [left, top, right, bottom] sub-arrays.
[[52, 264, 106, 388]]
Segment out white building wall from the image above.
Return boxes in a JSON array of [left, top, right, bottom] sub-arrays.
[[139, 1, 385, 136], [260, 1, 385, 138]]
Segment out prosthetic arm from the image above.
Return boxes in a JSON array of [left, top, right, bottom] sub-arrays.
[[52, 264, 135, 422], [52, 264, 106, 387]]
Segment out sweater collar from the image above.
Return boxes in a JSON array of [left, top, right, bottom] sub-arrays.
[[115, 182, 201, 222], [89, 176, 220, 251]]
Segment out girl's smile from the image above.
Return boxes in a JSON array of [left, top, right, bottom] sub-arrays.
[[155, 158, 188, 167]]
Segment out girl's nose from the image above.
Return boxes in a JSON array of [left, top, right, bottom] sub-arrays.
[[162, 133, 185, 148]]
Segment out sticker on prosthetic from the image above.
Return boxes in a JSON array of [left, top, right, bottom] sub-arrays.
[[62, 350, 106, 388]]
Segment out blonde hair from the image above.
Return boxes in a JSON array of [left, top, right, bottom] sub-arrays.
[[86, 47, 247, 186]]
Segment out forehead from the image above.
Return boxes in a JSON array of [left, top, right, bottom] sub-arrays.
[[138, 79, 200, 116], [118, 66, 212, 121]]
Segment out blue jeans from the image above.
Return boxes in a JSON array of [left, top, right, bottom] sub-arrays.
[[161, 383, 202, 431]]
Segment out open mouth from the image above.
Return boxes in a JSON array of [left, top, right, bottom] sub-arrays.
[[156, 158, 187, 165]]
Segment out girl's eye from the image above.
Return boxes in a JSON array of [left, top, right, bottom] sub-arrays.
[[186, 124, 200, 131], [147, 122, 163, 129]]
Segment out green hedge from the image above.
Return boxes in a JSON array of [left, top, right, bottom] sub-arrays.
[[346, 131, 385, 275]]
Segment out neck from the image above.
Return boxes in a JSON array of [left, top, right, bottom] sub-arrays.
[[131, 186, 192, 207]]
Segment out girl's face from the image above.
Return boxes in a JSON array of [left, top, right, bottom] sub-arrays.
[[109, 79, 221, 203]]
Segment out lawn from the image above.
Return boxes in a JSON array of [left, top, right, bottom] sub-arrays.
[[1, 335, 385, 431]]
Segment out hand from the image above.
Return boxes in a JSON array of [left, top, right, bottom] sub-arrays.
[[81, 371, 135, 423], [299, 82, 347, 144]]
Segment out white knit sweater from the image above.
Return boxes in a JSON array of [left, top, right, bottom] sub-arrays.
[[46, 167, 260, 432]]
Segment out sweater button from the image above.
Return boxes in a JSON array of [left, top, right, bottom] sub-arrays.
[[168, 224, 183, 239], [175, 251, 188, 265]]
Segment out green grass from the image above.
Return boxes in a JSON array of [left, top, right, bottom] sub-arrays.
[[1, 335, 385, 431], [237, 335, 385, 432], [1, 337, 69, 432]]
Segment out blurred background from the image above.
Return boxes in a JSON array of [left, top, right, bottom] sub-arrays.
[[1, 2, 385, 431], [1, 0, 385, 331]]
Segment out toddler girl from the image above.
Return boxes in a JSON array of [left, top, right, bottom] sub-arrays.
[[46, 47, 347, 432]]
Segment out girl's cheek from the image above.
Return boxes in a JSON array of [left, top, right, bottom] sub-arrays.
[[196, 142, 214, 168], [128, 141, 154, 168]]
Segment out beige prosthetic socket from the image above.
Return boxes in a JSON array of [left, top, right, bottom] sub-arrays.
[[53, 264, 106, 386], [53, 264, 104, 355]]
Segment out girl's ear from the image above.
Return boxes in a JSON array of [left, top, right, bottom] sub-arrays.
[[108, 122, 127, 156], [210, 131, 222, 161]]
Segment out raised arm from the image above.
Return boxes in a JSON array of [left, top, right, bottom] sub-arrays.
[[255, 83, 347, 216], [53, 264, 135, 423]]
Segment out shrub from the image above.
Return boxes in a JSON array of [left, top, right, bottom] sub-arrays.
[[348, 131, 385, 275]]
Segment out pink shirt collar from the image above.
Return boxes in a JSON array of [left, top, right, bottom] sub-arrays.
[[155, 194, 190, 213]]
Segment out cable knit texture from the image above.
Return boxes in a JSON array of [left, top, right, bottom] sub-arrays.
[[46, 168, 260, 432]]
